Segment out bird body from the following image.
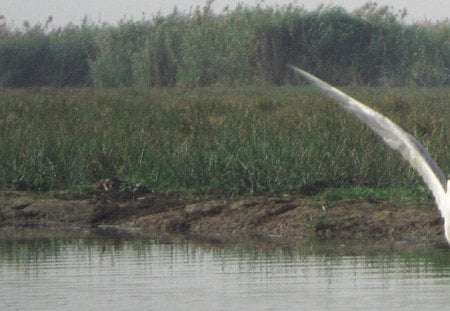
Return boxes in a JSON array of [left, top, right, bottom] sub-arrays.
[[288, 65, 450, 243]]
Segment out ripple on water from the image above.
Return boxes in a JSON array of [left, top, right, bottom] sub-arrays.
[[1, 230, 450, 310]]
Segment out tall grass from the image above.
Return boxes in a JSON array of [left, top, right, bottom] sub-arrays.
[[0, 18, 96, 87], [1, 2, 450, 87], [0, 87, 448, 194]]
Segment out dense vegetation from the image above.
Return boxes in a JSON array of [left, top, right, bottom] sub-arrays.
[[1, 2, 450, 88], [0, 87, 448, 195]]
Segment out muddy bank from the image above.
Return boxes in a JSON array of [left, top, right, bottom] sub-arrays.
[[0, 190, 445, 244]]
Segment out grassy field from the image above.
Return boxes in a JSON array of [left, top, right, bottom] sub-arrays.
[[0, 86, 448, 199]]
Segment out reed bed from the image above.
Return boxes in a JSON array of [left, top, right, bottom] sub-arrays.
[[1, 3, 450, 88], [0, 87, 448, 195]]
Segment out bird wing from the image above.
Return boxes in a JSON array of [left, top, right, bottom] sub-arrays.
[[288, 65, 447, 211]]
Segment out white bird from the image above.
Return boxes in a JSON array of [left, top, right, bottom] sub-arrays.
[[288, 65, 450, 243]]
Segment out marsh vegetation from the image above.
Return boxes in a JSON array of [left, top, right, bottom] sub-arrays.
[[0, 86, 448, 200], [0, 2, 448, 202], [1, 2, 450, 88]]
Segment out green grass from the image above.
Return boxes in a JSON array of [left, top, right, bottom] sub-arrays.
[[0, 86, 448, 199], [317, 187, 432, 203]]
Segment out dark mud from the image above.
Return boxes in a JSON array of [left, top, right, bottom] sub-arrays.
[[0, 190, 445, 244]]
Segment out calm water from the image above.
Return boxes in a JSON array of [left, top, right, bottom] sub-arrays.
[[1, 229, 450, 310]]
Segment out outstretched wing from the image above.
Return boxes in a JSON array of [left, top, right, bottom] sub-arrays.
[[288, 65, 447, 211]]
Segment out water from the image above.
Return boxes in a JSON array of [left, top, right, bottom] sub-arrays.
[[1, 229, 450, 310]]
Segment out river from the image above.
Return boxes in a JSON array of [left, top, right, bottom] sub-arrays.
[[1, 228, 450, 310]]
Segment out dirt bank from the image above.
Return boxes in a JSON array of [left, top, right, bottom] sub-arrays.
[[0, 190, 445, 244]]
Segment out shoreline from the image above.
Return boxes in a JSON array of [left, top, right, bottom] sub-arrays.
[[0, 190, 445, 245]]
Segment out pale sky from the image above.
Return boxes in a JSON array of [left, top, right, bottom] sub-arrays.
[[1, 0, 449, 28]]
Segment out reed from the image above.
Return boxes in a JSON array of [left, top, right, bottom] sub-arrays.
[[1, 3, 450, 87], [0, 87, 448, 195]]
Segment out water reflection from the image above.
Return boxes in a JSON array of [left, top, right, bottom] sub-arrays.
[[1, 228, 450, 310]]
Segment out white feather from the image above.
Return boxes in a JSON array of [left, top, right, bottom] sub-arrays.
[[289, 65, 450, 243]]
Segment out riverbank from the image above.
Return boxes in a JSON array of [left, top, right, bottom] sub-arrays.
[[0, 189, 444, 244]]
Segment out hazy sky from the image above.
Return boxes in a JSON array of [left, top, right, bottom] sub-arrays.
[[2, 0, 449, 28]]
